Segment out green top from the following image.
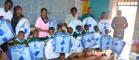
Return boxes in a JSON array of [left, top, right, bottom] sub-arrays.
[[73, 31, 82, 38], [14, 39, 28, 47], [81, 13, 94, 21]]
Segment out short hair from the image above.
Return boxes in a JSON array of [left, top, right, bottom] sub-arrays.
[[76, 25, 82, 31], [41, 8, 48, 13], [71, 7, 77, 13], [84, 24, 89, 28], [13, 6, 23, 17], [94, 25, 98, 29], [4, 0, 13, 8], [67, 27, 73, 30], [18, 31, 24, 35], [49, 27, 55, 31], [57, 24, 63, 28]]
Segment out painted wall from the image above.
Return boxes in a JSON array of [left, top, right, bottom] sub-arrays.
[[0, 0, 75, 25], [89, 0, 110, 21]]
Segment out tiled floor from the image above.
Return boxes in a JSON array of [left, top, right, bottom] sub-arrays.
[[72, 55, 115, 60], [0, 44, 138, 60]]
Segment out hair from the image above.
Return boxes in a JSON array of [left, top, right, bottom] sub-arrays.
[[84, 24, 89, 28], [76, 25, 82, 31], [13, 6, 24, 17], [4, 0, 13, 8], [49, 27, 55, 31], [70, 7, 77, 13], [67, 27, 73, 30], [100, 11, 107, 19], [94, 25, 100, 32], [57, 24, 63, 28], [40, 8, 48, 22], [18, 31, 24, 35], [41, 8, 48, 13]]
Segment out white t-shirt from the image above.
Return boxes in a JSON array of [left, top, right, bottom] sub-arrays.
[[65, 14, 78, 25], [0, 8, 13, 21]]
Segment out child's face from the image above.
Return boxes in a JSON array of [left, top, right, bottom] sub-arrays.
[[18, 33, 24, 40], [94, 27, 99, 32], [49, 29, 54, 35], [105, 30, 109, 35], [77, 26, 83, 32], [58, 27, 62, 32], [67, 28, 73, 34], [84, 26, 89, 31], [33, 31, 38, 37]]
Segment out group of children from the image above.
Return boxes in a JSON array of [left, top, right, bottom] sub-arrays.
[[7, 23, 114, 60]]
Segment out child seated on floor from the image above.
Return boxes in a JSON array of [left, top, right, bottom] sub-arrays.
[[91, 25, 102, 56], [28, 29, 45, 60], [45, 27, 59, 60], [82, 24, 93, 57], [72, 25, 84, 57], [100, 29, 113, 56], [65, 27, 75, 59], [73, 25, 83, 38], [55, 24, 67, 60], [14, 31, 28, 46]]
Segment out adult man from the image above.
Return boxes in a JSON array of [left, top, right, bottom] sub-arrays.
[[111, 10, 128, 39]]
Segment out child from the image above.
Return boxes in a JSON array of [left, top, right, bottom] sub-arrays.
[[82, 24, 93, 57], [100, 29, 112, 56], [8, 31, 32, 60], [28, 29, 45, 60], [67, 27, 73, 35], [73, 25, 83, 38], [65, 27, 75, 59], [55, 24, 66, 60], [56, 24, 65, 34], [91, 25, 102, 56], [14, 31, 28, 46], [45, 27, 59, 60], [82, 24, 89, 34], [48, 27, 55, 38], [72, 25, 84, 57]]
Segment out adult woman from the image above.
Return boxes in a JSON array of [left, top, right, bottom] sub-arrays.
[[35, 8, 49, 38], [11, 6, 30, 39], [64, 7, 78, 27], [98, 12, 111, 35]]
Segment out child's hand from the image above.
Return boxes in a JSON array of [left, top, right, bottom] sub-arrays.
[[0, 16, 3, 19]]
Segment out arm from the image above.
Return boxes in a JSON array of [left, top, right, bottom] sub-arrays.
[[123, 17, 128, 29], [35, 18, 48, 32], [35, 27, 48, 32], [111, 17, 116, 29]]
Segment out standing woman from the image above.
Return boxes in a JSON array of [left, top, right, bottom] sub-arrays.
[[98, 12, 111, 35], [11, 6, 30, 39], [35, 8, 49, 38]]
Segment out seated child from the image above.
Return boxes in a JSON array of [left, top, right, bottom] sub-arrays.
[[72, 25, 84, 57], [73, 25, 83, 38], [82, 24, 93, 57], [101, 29, 112, 56], [8, 31, 32, 60], [91, 25, 102, 56], [56, 24, 66, 60], [45, 27, 60, 60], [65, 27, 75, 59], [14, 31, 28, 46], [28, 29, 45, 60], [82, 24, 89, 34]]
